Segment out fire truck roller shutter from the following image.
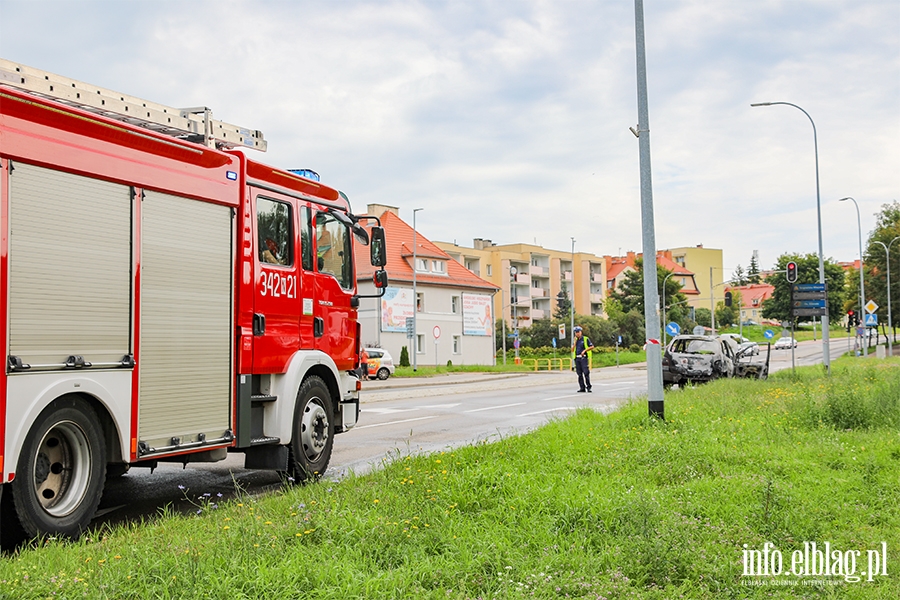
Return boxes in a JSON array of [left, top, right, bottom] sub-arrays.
[[9, 163, 131, 367], [138, 191, 233, 449]]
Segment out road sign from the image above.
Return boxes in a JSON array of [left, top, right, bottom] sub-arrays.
[[513, 338, 520, 349], [764, 329, 774, 339], [405, 317, 415, 339], [692, 325, 706, 336], [665, 322, 680, 336], [617, 335, 622, 345], [864, 313, 878, 326], [865, 300, 878, 314], [558, 324, 566, 339], [792, 283, 826, 292], [432, 325, 441, 339], [793, 299, 826, 308], [551, 337, 557, 348], [793, 308, 827, 317], [793, 292, 827, 300]]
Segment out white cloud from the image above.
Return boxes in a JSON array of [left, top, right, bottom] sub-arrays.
[[1, 0, 897, 277]]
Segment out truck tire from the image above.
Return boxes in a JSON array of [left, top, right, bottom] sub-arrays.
[[377, 367, 390, 380], [287, 376, 334, 483], [9, 396, 106, 540]]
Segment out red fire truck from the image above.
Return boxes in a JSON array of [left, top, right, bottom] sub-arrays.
[[0, 59, 387, 542]]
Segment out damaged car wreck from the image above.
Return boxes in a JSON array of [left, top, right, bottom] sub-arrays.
[[662, 335, 770, 388]]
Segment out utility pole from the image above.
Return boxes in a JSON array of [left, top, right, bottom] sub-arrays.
[[633, 0, 664, 418]]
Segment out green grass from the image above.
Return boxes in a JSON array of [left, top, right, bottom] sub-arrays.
[[717, 324, 854, 344], [2, 358, 898, 598], [393, 350, 647, 377]]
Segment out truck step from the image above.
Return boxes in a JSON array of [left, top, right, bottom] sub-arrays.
[[249, 436, 280, 446], [250, 394, 277, 403]]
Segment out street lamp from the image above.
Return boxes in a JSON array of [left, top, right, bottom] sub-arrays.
[[510, 265, 519, 363], [751, 101, 830, 373], [872, 235, 900, 356], [570, 237, 575, 354], [412, 208, 423, 371], [840, 197, 866, 356]]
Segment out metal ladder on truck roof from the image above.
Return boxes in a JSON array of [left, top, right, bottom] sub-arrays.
[[0, 58, 266, 152]]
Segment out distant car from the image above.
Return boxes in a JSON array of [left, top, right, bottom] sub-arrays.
[[773, 337, 797, 350], [721, 333, 750, 345], [364, 348, 395, 380], [738, 341, 759, 356], [663, 335, 735, 386], [741, 320, 759, 327]]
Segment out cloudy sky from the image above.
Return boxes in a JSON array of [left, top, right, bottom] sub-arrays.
[[2, 0, 898, 277]]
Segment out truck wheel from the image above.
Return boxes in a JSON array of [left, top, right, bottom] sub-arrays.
[[377, 368, 390, 380], [287, 376, 334, 483], [10, 396, 106, 540]]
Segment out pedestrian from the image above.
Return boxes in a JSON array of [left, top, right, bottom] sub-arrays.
[[359, 348, 370, 380], [572, 325, 595, 392]]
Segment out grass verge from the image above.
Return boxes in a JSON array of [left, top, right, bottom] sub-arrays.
[[1, 358, 898, 598]]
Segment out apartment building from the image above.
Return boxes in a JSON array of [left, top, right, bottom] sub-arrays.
[[434, 239, 607, 330], [665, 245, 725, 310]]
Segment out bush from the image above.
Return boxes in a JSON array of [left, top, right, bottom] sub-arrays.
[[628, 343, 641, 353], [399, 345, 410, 367]]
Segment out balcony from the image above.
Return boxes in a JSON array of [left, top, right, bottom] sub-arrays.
[[530, 287, 548, 298], [530, 309, 548, 319], [512, 273, 531, 286], [591, 272, 604, 283], [590, 293, 604, 303], [563, 271, 572, 281], [530, 265, 549, 277]]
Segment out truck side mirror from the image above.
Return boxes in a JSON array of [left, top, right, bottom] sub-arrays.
[[373, 270, 388, 289], [370, 226, 386, 267]]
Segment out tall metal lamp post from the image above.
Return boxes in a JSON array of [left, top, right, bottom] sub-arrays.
[[570, 237, 576, 353], [840, 197, 866, 356], [412, 208, 423, 371], [872, 235, 900, 356], [751, 101, 830, 373]]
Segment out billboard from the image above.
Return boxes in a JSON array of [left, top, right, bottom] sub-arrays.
[[381, 287, 415, 332], [462, 293, 492, 336]]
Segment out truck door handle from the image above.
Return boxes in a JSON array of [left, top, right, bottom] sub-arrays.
[[314, 317, 324, 338], [253, 313, 266, 336]]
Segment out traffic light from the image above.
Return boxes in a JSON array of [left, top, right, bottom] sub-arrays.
[[848, 310, 856, 329], [786, 261, 798, 284], [724, 291, 733, 307]]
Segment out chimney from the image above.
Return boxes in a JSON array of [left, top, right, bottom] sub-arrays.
[[366, 203, 399, 217]]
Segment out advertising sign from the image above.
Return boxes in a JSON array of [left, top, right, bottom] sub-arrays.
[[462, 293, 492, 336], [381, 287, 415, 332]]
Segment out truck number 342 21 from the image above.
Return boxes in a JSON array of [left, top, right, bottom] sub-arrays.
[[259, 271, 296, 299]]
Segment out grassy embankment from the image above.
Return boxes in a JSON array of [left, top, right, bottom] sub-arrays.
[[394, 350, 647, 377], [1, 358, 898, 599]]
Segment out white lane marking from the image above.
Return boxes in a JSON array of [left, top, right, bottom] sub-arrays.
[[518, 406, 578, 417], [540, 393, 582, 402], [464, 402, 527, 413], [419, 403, 461, 409], [364, 407, 420, 415], [596, 381, 635, 386], [354, 416, 437, 430]]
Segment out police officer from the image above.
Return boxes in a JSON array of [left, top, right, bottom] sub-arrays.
[[572, 325, 595, 392]]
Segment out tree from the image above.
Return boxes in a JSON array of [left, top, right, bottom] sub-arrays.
[[715, 300, 736, 328], [862, 201, 900, 338], [761, 253, 848, 323], [748, 253, 761, 284], [610, 259, 688, 320], [399, 345, 410, 367], [732, 265, 748, 287], [554, 282, 572, 320]]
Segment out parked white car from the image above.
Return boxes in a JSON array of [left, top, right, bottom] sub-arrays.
[[773, 337, 797, 350], [364, 348, 395, 380]]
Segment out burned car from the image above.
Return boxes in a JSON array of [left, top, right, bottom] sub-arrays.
[[732, 341, 770, 379], [663, 335, 734, 386]]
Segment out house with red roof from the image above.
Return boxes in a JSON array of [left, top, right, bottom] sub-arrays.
[[355, 204, 498, 366], [724, 283, 775, 325], [605, 251, 700, 298]]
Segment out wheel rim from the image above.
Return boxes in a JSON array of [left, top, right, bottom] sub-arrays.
[[300, 398, 329, 461], [32, 421, 93, 517], [378, 369, 389, 380]]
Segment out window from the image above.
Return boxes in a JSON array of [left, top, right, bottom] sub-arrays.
[[432, 260, 446, 273], [416, 334, 425, 354], [453, 335, 461, 354], [257, 197, 293, 266], [315, 212, 353, 289], [416, 292, 424, 312], [300, 206, 312, 271], [486, 265, 492, 276], [451, 296, 459, 314], [416, 258, 429, 272]]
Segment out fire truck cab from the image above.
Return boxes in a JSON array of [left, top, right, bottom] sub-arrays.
[[0, 59, 386, 542]]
